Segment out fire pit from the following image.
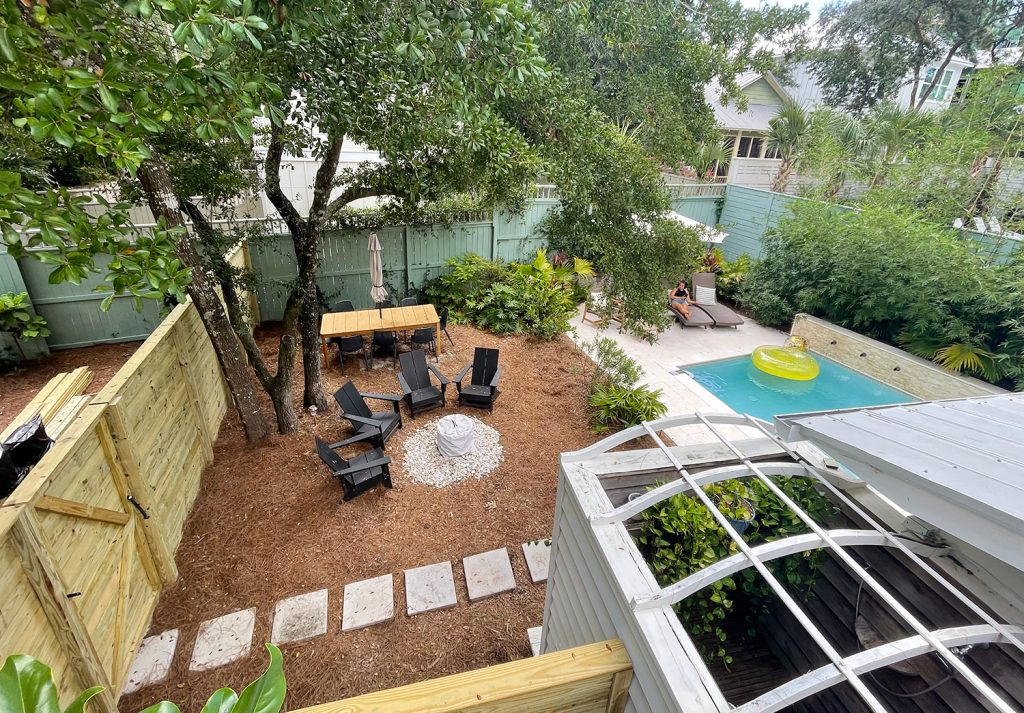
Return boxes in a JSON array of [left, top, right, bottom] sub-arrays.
[[436, 414, 475, 456], [402, 415, 503, 487]]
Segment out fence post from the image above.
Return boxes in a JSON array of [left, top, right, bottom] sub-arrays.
[[403, 224, 412, 294], [490, 210, 499, 260], [10, 510, 118, 713]]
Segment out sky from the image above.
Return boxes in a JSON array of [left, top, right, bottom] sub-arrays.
[[740, 0, 831, 22]]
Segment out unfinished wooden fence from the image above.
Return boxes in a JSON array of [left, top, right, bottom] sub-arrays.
[[0, 302, 227, 712], [293, 640, 633, 713]]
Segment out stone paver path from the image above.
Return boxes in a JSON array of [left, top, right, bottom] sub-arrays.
[[342, 574, 394, 631], [190, 608, 255, 672], [463, 547, 516, 601], [521, 540, 551, 583], [271, 589, 329, 645], [135, 540, 554, 693], [528, 626, 542, 657], [405, 561, 457, 615], [123, 629, 177, 694]]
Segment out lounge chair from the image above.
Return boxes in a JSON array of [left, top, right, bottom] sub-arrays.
[[690, 272, 744, 328], [667, 305, 714, 328], [454, 347, 502, 412], [398, 349, 449, 418], [314, 437, 392, 501], [333, 381, 403, 449]]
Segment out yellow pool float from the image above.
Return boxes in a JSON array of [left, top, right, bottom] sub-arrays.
[[752, 340, 820, 381]]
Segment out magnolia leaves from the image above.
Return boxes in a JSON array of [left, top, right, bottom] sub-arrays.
[[0, 655, 103, 713], [0, 645, 284, 713]]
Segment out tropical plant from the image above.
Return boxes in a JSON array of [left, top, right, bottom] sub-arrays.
[[581, 336, 667, 431], [688, 142, 732, 183], [0, 292, 50, 362], [0, 645, 284, 713], [715, 255, 751, 303], [765, 99, 812, 193], [636, 477, 836, 664], [426, 251, 586, 339]]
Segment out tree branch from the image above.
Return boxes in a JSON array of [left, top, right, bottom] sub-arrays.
[[307, 136, 345, 229], [263, 121, 305, 237]]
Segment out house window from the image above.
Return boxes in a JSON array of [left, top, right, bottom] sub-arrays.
[[763, 144, 781, 159], [923, 67, 954, 102], [737, 136, 764, 158]]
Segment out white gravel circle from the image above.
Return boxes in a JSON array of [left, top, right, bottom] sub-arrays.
[[401, 415, 503, 487]]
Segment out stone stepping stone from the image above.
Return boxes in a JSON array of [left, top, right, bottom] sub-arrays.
[[522, 539, 551, 583], [190, 608, 255, 672], [271, 589, 328, 645], [122, 629, 178, 694], [528, 626, 543, 657], [405, 561, 458, 616], [342, 574, 394, 631], [463, 547, 516, 601]]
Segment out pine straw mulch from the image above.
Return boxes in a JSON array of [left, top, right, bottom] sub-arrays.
[[119, 321, 604, 712], [0, 341, 142, 433]]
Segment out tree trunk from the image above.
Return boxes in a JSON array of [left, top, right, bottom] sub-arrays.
[[182, 200, 300, 434], [138, 154, 270, 443], [772, 158, 793, 193]]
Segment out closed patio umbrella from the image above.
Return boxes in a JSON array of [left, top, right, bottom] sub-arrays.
[[368, 232, 389, 317]]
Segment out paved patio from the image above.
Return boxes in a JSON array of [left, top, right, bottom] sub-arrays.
[[571, 305, 788, 442]]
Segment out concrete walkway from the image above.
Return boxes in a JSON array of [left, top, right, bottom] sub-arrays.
[[571, 305, 788, 442]]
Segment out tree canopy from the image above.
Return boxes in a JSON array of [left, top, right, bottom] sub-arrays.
[[812, 0, 1024, 114]]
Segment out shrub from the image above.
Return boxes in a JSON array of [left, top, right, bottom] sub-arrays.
[[636, 477, 836, 664], [425, 250, 589, 339], [715, 254, 750, 303], [0, 291, 50, 363], [740, 200, 1024, 387], [582, 336, 667, 431]]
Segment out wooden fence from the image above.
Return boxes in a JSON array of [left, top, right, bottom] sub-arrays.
[[293, 640, 632, 713], [0, 303, 226, 712]]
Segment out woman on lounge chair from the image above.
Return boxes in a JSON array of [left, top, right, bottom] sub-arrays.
[[668, 280, 693, 320]]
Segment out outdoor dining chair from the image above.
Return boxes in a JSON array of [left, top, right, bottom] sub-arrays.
[[397, 349, 448, 417], [370, 330, 399, 368], [454, 347, 502, 412], [314, 437, 392, 501], [400, 296, 418, 306], [333, 381, 402, 449]]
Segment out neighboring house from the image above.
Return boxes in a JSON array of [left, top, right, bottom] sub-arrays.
[[703, 72, 791, 189]]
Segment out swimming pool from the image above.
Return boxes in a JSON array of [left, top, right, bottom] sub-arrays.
[[684, 353, 913, 422]]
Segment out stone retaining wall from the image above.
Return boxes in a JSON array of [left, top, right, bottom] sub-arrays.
[[790, 314, 1005, 401]]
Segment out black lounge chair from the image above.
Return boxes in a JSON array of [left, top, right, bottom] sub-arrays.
[[398, 349, 448, 418], [690, 272, 744, 328], [314, 437, 392, 501], [455, 347, 501, 412], [333, 381, 402, 449]]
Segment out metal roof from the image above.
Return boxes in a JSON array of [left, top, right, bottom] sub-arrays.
[[775, 394, 1024, 571]]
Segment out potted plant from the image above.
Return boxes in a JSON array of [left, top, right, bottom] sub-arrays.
[[716, 491, 756, 535]]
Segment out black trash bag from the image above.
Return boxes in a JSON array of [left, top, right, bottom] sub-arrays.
[[4, 415, 54, 468], [0, 416, 54, 498], [0, 446, 22, 499]]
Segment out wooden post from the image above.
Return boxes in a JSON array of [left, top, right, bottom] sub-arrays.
[[10, 511, 118, 713], [403, 224, 412, 295], [490, 210, 499, 261], [606, 669, 633, 713], [104, 401, 178, 583]]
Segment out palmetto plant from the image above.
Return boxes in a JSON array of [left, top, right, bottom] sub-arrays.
[[862, 103, 935, 185], [689, 142, 731, 182], [766, 99, 812, 193]]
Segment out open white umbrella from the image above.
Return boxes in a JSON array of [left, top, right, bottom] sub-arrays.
[[368, 232, 389, 317], [665, 211, 728, 244]]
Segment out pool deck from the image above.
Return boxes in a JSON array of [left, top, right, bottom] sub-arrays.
[[571, 305, 788, 443]]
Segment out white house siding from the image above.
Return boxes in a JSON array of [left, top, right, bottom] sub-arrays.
[[542, 459, 728, 713], [727, 158, 782, 189], [257, 144, 385, 219]]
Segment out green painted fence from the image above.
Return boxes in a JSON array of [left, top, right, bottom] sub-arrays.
[[250, 202, 558, 321], [670, 196, 721, 225], [715, 184, 1021, 264]]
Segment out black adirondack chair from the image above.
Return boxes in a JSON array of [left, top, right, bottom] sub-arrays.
[[314, 437, 392, 501], [333, 381, 402, 448], [455, 347, 501, 412], [397, 349, 448, 418]]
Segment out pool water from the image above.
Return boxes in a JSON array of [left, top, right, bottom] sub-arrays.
[[684, 353, 913, 422]]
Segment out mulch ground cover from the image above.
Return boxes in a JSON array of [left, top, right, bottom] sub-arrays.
[[0, 342, 142, 432], [119, 321, 603, 711]]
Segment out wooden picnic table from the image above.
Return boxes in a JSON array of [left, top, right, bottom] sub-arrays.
[[320, 304, 441, 364]]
